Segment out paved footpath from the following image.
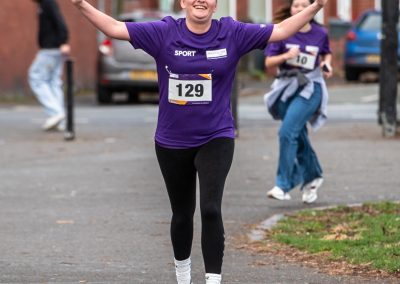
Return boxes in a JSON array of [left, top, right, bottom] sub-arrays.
[[0, 82, 399, 283]]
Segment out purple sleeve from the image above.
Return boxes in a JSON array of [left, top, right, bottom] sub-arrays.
[[265, 41, 284, 57], [232, 20, 274, 56], [320, 32, 331, 55], [125, 18, 169, 58]]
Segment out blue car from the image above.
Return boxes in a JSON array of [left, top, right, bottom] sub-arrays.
[[344, 9, 400, 81]]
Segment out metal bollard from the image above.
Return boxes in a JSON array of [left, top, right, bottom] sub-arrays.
[[64, 58, 75, 141]]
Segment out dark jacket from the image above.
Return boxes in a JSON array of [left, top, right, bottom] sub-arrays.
[[36, 0, 68, 48]]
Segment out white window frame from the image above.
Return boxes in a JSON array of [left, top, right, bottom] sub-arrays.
[[315, 7, 324, 23], [229, 0, 236, 19], [248, 0, 271, 23], [375, 0, 381, 10], [265, 0, 272, 23], [337, 0, 352, 21]]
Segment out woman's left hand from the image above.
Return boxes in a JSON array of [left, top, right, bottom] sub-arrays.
[[320, 62, 333, 78], [60, 44, 71, 56]]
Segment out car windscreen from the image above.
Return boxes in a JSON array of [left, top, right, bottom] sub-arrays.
[[358, 13, 400, 31]]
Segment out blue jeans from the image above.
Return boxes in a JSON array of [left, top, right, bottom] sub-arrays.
[[28, 49, 65, 118], [275, 82, 323, 192]]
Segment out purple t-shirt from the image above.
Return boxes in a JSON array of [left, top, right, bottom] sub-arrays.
[[265, 22, 331, 71], [126, 17, 273, 148]]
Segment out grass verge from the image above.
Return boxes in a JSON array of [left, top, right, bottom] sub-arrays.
[[266, 201, 400, 275]]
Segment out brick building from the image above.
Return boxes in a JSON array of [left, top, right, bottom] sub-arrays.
[[0, 0, 156, 96], [0, 0, 379, 96]]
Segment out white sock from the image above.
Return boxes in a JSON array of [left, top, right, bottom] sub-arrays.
[[205, 273, 221, 284], [174, 258, 191, 284]]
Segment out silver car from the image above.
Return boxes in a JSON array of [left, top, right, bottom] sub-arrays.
[[96, 10, 177, 104]]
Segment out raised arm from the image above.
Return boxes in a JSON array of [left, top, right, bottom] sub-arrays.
[[70, 0, 130, 41], [269, 0, 327, 42]]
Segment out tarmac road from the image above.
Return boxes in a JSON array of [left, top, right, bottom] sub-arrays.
[[0, 82, 399, 283]]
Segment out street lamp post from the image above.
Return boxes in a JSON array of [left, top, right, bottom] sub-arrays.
[[379, 0, 399, 137]]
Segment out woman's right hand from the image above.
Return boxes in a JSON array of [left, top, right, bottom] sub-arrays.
[[284, 47, 300, 60]]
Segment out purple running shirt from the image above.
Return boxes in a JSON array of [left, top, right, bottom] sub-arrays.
[[265, 22, 331, 71], [126, 17, 273, 148]]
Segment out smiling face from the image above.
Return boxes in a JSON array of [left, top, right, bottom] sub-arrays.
[[290, 0, 312, 16], [180, 0, 217, 25]]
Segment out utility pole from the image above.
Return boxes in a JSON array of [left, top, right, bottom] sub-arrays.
[[379, 0, 399, 137]]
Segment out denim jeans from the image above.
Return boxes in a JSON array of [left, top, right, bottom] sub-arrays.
[[28, 49, 65, 118], [275, 82, 323, 192]]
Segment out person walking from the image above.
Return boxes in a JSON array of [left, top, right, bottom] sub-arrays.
[[69, 0, 328, 283], [264, 0, 332, 204], [29, 0, 70, 131]]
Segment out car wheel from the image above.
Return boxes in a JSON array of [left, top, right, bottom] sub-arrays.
[[345, 66, 360, 81], [97, 86, 112, 104], [128, 91, 140, 104]]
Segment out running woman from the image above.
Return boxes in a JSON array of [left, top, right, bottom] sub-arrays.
[[264, 0, 332, 204], [70, 0, 328, 283]]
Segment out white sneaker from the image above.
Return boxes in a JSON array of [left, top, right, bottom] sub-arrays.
[[302, 177, 323, 204], [175, 258, 192, 284], [267, 186, 291, 200], [42, 114, 65, 131], [205, 273, 221, 284]]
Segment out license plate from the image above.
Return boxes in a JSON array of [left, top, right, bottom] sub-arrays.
[[130, 70, 157, 81], [366, 55, 380, 64]]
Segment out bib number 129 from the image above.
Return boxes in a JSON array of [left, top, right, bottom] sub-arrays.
[[176, 83, 204, 98], [168, 73, 212, 105]]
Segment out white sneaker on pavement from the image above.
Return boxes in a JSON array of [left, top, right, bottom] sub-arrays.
[[267, 186, 291, 201], [205, 273, 221, 284], [302, 177, 323, 204], [175, 258, 192, 284], [42, 114, 65, 131]]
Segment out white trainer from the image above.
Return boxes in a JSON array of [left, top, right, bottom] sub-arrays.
[[267, 186, 291, 201], [205, 273, 221, 284], [42, 114, 65, 131], [302, 177, 323, 204], [175, 258, 192, 284]]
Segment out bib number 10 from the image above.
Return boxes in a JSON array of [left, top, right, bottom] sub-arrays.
[[176, 83, 204, 97], [295, 56, 308, 65], [286, 52, 316, 70]]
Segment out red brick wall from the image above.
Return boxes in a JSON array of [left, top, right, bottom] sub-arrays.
[[0, 1, 38, 95], [352, 0, 375, 20], [272, 0, 289, 15], [0, 0, 157, 96], [123, 0, 158, 12], [327, 0, 338, 18], [237, 0, 248, 21]]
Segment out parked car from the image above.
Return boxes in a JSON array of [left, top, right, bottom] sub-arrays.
[[96, 10, 179, 104], [344, 9, 400, 81]]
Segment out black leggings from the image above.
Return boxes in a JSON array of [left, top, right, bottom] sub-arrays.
[[155, 137, 234, 274]]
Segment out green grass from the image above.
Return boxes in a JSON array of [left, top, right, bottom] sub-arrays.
[[268, 201, 400, 273]]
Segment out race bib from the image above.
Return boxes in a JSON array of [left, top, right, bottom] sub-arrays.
[[286, 52, 316, 70], [168, 73, 212, 105]]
